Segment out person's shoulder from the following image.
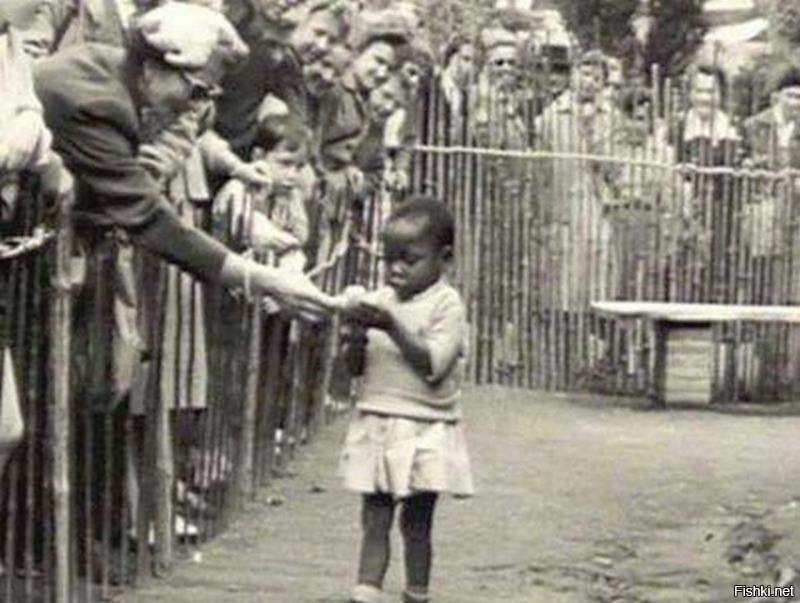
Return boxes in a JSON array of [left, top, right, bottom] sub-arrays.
[[35, 43, 121, 91], [362, 286, 395, 305], [743, 108, 773, 132], [430, 281, 466, 313], [36, 44, 133, 121]]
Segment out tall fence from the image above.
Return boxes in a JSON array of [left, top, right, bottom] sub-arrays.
[[0, 171, 72, 603], [0, 163, 382, 601], [411, 76, 800, 401], [5, 67, 800, 603]]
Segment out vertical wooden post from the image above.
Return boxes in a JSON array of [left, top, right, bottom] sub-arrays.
[[151, 267, 173, 575], [237, 298, 262, 504], [49, 182, 73, 603]]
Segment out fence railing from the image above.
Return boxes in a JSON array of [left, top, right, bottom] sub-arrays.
[[5, 72, 800, 603], [411, 78, 800, 401], [0, 165, 384, 602]]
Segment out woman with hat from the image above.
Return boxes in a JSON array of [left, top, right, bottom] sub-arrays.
[[33, 2, 338, 314], [321, 8, 409, 182]]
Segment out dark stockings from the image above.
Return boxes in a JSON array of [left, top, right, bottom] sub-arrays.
[[357, 492, 438, 594]]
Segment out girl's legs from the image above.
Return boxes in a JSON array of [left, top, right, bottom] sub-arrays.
[[399, 492, 438, 602], [356, 493, 396, 590]]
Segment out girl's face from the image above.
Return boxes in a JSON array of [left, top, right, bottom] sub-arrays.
[[382, 218, 449, 300], [1, 0, 40, 29]]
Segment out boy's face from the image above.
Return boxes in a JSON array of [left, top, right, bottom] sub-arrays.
[[265, 144, 306, 196], [382, 217, 449, 300]]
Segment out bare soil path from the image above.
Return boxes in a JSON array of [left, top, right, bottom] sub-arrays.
[[122, 386, 800, 602]]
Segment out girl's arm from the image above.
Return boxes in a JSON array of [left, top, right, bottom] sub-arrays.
[[353, 292, 466, 384], [350, 302, 432, 379], [386, 317, 433, 379]]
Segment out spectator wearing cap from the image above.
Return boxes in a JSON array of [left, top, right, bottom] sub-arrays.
[[473, 27, 526, 150], [743, 66, 800, 171], [33, 2, 338, 312], [214, 0, 347, 158]]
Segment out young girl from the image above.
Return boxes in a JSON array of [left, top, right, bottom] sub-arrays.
[[339, 196, 474, 603]]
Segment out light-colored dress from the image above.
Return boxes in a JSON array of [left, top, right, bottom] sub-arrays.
[[339, 279, 474, 499]]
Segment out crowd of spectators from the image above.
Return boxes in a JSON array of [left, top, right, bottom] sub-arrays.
[[3, 0, 800, 566]]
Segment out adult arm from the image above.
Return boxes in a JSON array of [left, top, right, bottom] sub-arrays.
[[47, 101, 338, 312]]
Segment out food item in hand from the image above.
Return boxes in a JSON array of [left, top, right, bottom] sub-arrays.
[[339, 285, 368, 310]]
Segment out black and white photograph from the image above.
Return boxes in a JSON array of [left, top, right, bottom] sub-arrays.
[[2, 0, 800, 601]]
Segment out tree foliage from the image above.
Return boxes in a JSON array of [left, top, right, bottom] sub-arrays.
[[413, 0, 496, 54], [551, 0, 707, 78], [553, 0, 639, 56], [644, 0, 707, 78]]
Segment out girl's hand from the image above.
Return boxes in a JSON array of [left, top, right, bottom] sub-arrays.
[[350, 300, 394, 331]]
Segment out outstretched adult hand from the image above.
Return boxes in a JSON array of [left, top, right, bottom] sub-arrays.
[[250, 265, 343, 320]]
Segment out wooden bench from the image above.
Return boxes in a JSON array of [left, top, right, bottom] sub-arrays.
[[591, 302, 800, 405]]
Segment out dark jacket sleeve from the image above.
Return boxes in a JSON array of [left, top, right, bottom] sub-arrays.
[[38, 73, 229, 280]]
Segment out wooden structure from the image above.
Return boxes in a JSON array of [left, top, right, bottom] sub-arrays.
[[413, 75, 800, 403], [592, 302, 800, 405]]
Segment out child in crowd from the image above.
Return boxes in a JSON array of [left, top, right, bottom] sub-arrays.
[[338, 196, 474, 603], [214, 113, 313, 273]]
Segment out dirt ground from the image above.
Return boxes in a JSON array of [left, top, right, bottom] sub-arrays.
[[121, 386, 800, 603]]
